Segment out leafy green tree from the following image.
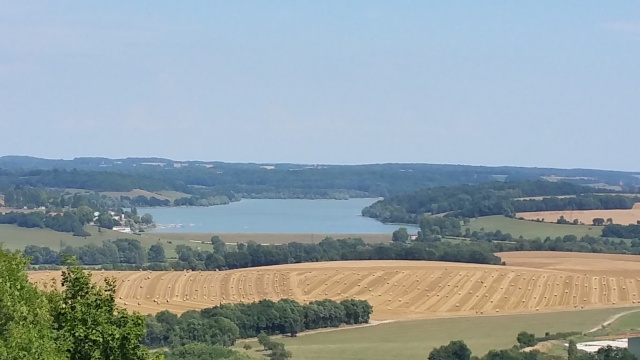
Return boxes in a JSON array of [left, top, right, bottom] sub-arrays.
[[392, 227, 410, 242], [257, 332, 271, 350], [141, 213, 154, 225], [164, 343, 251, 360], [148, 243, 166, 263], [516, 331, 536, 348], [205, 253, 226, 270], [269, 344, 292, 360], [76, 205, 95, 225], [594, 346, 637, 360], [0, 245, 65, 360], [428, 340, 472, 360], [211, 235, 226, 254], [96, 213, 115, 229], [46, 260, 161, 360]]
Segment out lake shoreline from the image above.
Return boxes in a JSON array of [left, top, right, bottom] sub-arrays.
[[139, 198, 418, 234]]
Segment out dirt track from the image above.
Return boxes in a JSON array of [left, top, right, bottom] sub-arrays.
[[29, 252, 640, 321]]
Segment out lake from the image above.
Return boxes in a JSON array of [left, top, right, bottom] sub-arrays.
[[140, 198, 418, 233]]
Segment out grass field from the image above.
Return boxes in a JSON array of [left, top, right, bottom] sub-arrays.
[[236, 307, 639, 360], [601, 310, 640, 333], [150, 232, 390, 245], [0, 224, 195, 258], [463, 215, 601, 239]]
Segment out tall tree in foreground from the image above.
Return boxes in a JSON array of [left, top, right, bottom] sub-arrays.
[[0, 245, 65, 360], [45, 257, 162, 360]]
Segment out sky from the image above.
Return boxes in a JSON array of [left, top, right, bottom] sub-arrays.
[[1, 2, 639, 171]]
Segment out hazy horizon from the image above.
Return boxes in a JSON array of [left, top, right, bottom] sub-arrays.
[[1, 2, 639, 171], [3, 153, 640, 173]]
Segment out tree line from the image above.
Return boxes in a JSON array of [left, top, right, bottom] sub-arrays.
[[143, 298, 372, 349], [362, 180, 636, 224], [24, 239, 159, 267], [21, 229, 640, 274], [24, 235, 503, 270], [0, 211, 91, 236], [513, 195, 638, 213], [602, 224, 640, 239]]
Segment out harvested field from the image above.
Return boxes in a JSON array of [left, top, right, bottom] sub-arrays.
[[517, 203, 640, 226], [29, 252, 640, 321]]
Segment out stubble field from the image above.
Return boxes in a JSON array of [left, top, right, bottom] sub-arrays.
[[29, 252, 640, 321], [517, 202, 640, 225]]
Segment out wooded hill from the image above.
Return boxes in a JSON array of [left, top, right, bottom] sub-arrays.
[[362, 180, 640, 224], [1, 156, 639, 204]]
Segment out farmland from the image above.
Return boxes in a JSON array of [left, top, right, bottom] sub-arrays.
[[151, 232, 390, 245], [517, 202, 640, 226], [462, 215, 601, 238], [29, 252, 640, 321], [0, 224, 193, 258], [0, 224, 390, 256], [241, 307, 638, 360]]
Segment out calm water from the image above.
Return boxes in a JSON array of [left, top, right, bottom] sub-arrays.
[[140, 198, 418, 233]]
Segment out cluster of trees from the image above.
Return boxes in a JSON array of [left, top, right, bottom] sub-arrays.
[[0, 204, 154, 235], [173, 195, 235, 207], [429, 337, 637, 360], [125, 195, 171, 207], [169, 236, 503, 270], [257, 333, 292, 360], [513, 195, 638, 213], [417, 216, 465, 238], [495, 234, 640, 255], [0, 246, 162, 360], [143, 298, 372, 350], [0, 211, 91, 236], [516, 331, 582, 349], [602, 224, 640, 239], [1, 185, 55, 208], [164, 344, 252, 360], [362, 180, 636, 224], [23, 235, 503, 271], [24, 239, 160, 266]]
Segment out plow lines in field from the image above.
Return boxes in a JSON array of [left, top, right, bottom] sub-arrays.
[[29, 253, 640, 321]]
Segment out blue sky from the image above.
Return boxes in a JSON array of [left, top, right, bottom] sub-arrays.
[[1, 2, 639, 170]]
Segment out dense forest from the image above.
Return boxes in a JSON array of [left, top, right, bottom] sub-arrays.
[[362, 180, 639, 224], [2, 157, 639, 206]]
